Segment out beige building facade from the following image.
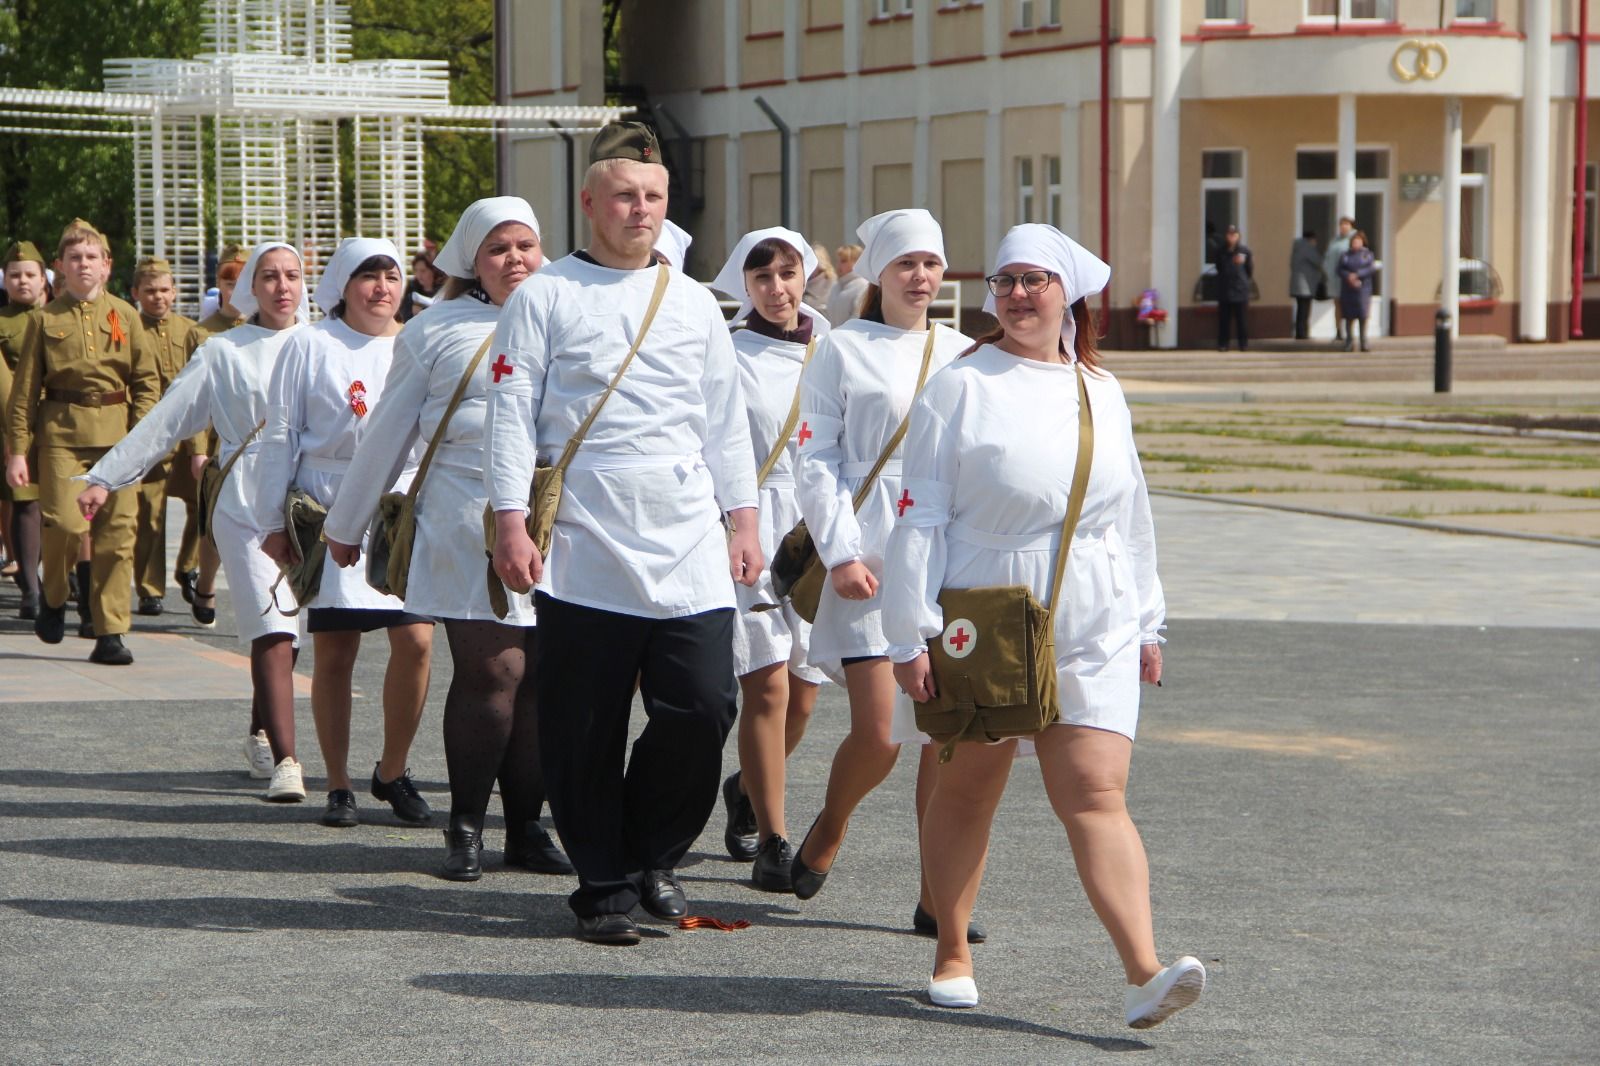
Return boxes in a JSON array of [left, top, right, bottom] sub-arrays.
[[505, 1, 1600, 348]]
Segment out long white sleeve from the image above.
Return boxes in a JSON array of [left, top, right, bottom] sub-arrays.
[[253, 333, 308, 532], [323, 329, 428, 545], [482, 279, 549, 514], [1120, 421, 1166, 645], [83, 349, 213, 491], [882, 396, 956, 662], [794, 335, 862, 568], [700, 314, 758, 514]]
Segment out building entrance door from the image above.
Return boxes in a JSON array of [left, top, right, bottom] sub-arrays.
[[1296, 148, 1391, 340]]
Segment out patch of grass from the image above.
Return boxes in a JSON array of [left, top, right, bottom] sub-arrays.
[[1336, 466, 1530, 493], [1153, 484, 1319, 495], [1135, 422, 1600, 467], [1140, 451, 1315, 473], [1383, 504, 1543, 519]]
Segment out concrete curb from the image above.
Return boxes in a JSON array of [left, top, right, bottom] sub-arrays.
[[1344, 415, 1600, 443]]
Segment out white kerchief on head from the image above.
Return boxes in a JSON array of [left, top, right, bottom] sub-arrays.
[[313, 237, 404, 316], [434, 196, 541, 280], [711, 227, 818, 326], [982, 224, 1110, 353], [855, 209, 946, 285], [654, 219, 694, 271], [231, 241, 310, 323]]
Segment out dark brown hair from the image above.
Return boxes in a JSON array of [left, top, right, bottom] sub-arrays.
[[330, 254, 402, 319], [742, 236, 803, 273], [961, 297, 1102, 371]]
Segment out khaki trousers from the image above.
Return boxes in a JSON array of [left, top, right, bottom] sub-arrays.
[[134, 477, 168, 599], [40, 445, 134, 636], [166, 440, 202, 576]]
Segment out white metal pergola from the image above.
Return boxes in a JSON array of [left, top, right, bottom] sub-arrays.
[[0, 0, 624, 313]]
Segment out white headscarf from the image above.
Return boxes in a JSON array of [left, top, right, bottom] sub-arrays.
[[654, 219, 694, 271], [230, 241, 310, 323], [983, 224, 1111, 354], [434, 196, 541, 280], [855, 208, 946, 285], [313, 237, 404, 316], [710, 226, 829, 334]]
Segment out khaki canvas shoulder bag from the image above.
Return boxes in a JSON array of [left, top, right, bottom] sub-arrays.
[[913, 364, 1094, 764], [485, 263, 671, 618], [195, 419, 264, 550]]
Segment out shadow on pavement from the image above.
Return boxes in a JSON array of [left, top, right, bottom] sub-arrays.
[[0, 767, 451, 796], [0, 835, 441, 874], [411, 972, 1150, 1050]]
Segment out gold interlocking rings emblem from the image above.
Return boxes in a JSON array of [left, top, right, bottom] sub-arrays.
[[1392, 39, 1449, 83]]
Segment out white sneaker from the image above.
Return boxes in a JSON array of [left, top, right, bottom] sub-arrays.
[[245, 730, 275, 779], [1125, 956, 1206, 1029], [928, 974, 979, 1009], [265, 757, 306, 803]]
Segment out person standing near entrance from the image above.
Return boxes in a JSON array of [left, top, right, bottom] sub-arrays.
[[486, 121, 762, 946], [1322, 216, 1354, 345], [1288, 230, 1322, 342], [4, 219, 160, 666], [1337, 230, 1377, 353], [1212, 224, 1251, 352]]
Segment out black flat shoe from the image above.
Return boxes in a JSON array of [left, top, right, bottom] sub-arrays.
[[77, 618, 95, 639], [790, 816, 834, 901], [722, 771, 758, 861], [504, 821, 574, 874], [88, 634, 134, 666], [913, 903, 988, 945], [576, 913, 641, 946], [33, 599, 65, 644], [440, 819, 483, 882], [640, 869, 687, 920], [18, 591, 39, 620], [321, 789, 359, 828], [136, 596, 163, 617], [177, 569, 198, 605], [370, 765, 433, 825], [191, 591, 217, 628], [751, 834, 794, 893]]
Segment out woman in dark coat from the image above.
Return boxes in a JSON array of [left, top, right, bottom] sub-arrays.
[[1336, 231, 1377, 352]]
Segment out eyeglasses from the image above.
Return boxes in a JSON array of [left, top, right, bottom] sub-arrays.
[[985, 270, 1056, 297]]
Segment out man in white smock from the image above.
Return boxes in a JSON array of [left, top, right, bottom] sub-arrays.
[[486, 122, 763, 946]]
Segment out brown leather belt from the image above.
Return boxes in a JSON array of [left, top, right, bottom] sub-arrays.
[[45, 388, 127, 407]]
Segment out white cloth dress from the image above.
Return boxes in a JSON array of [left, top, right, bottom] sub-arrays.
[[255, 318, 417, 612], [729, 324, 826, 684], [794, 319, 970, 680], [322, 297, 534, 625], [881, 345, 1165, 743], [83, 323, 305, 643]]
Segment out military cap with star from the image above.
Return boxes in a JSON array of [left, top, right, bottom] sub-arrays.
[[589, 120, 664, 166]]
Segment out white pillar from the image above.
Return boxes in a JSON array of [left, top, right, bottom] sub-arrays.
[[1442, 97, 1462, 339], [725, 135, 743, 239], [984, 108, 1002, 270], [914, 119, 931, 208], [1150, 0, 1180, 347], [1337, 92, 1356, 223], [914, 0, 932, 210], [1060, 104, 1081, 235], [1520, 0, 1551, 341], [844, 123, 862, 234], [152, 106, 166, 256], [783, 0, 800, 82]]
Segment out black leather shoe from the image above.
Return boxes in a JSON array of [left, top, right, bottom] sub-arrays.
[[722, 771, 758, 861], [77, 618, 95, 639], [18, 592, 39, 620], [440, 818, 483, 882], [504, 821, 574, 875], [177, 569, 198, 605], [790, 816, 833, 901], [33, 599, 65, 644], [751, 834, 794, 893], [370, 765, 433, 825], [321, 789, 359, 828], [913, 903, 987, 945], [191, 592, 217, 628], [576, 913, 641, 946], [137, 596, 163, 616], [640, 869, 687, 920], [88, 634, 134, 665]]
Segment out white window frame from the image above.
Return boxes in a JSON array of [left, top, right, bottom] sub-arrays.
[[1016, 0, 1035, 31], [1204, 0, 1246, 22], [1452, 0, 1494, 22], [1017, 156, 1036, 223], [1199, 148, 1247, 271], [900, 0, 914, 13], [875, 0, 891, 17], [1042, 0, 1060, 26], [1460, 145, 1489, 267], [1304, 0, 1395, 23], [1044, 154, 1062, 227]]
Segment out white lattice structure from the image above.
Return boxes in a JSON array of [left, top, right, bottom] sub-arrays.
[[0, 0, 625, 313]]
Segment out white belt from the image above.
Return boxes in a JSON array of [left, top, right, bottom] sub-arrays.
[[760, 474, 796, 488], [839, 459, 902, 479], [556, 451, 704, 475], [946, 519, 1108, 552], [432, 441, 484, 472], [300, 455, 351, 475]]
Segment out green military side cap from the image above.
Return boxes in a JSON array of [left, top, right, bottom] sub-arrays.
[[135, 256, 174, 274], [219, 242, 248, 265], [589, 120, 663, 166], [3, 241, 45, 266]]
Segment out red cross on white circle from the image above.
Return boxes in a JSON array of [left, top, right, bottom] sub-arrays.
[[942, 617, 977, 659], [796, 421, 813, 446], [491, 354, 514, 383], [897, 489, 915, 516]]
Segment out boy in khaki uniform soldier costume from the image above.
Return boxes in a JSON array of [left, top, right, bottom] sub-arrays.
[[3, 219, 160, 665], [130, 257, 205, 615], [0, 241, 50, 619]]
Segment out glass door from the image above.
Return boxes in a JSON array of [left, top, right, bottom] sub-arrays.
[[1296, 148, 1391, 339]]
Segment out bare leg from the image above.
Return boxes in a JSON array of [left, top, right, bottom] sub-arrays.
[[922, 738, 1015, 982], [738, 662, 791, 840], [914, 743, 941, 910], [376, 621, 433, 783], [310, 630, 361, 791], [251, 633, 298, 762], [784, 672, 819, 755], [798, 658, 899, 873], [1035, 725, 1162, 985]]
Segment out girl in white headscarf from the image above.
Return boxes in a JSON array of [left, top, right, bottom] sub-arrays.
[[77, 242, 311, 801], [321, 198, 572, 881], [788, 209, 976, 938], [256, 237, 438, 831], [708, 227, 831, 891], [880, 224, 1202, 1027]]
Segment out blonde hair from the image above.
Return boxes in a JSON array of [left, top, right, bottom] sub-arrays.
[[810, 243, 836, 281], [582, 156, 658, 194], [56, 220, 110, 261]]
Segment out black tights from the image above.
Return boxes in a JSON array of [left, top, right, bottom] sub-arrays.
[[250, 634, 299, 762], [9, 500, 40, 598], [442, 619, 546, 831]]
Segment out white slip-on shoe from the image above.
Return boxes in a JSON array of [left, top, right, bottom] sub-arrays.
[[928, 974, 979, 1009], [1125, 956, 1206, 1029], [265, 757, 306, 803], [245, 730, 275, 779]]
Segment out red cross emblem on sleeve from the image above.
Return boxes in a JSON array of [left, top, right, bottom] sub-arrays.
[[796, 421, 813, 446], [897, 489, 915, 516], [491, 354, 514, 383]]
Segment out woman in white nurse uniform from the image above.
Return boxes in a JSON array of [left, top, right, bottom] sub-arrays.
[[883, 224, 1204, 1028]]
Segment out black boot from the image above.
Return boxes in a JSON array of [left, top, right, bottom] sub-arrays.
[[88, 634, 134, 666], [440, 815, 484, 882]]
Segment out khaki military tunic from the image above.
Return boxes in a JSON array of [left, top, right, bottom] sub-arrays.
[[0, 303, 42, 502], [133, 310, 205, 596], [197, 308, 245, 337], [3, 291, 160, 634]]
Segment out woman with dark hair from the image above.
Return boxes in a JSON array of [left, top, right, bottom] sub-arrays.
[[882, 224, 1201, 1027], [788, 209, 975, 939], [324, 198, 571, 880], [257, 237, 437, 829], [709, 227, 831, 890], [1337, 231, 1377, 353]]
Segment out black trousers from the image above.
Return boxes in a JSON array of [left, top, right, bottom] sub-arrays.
[[534, 592, 738, 917], [1217, 299, 1248, 350], [1293, 296, 1312, 340]]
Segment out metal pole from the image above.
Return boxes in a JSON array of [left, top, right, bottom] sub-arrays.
[[548, 121, 576, 255], [1098, 0, 1111, 335], [752, 95, 791, 230], [1573, 0, 1589, 339]]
